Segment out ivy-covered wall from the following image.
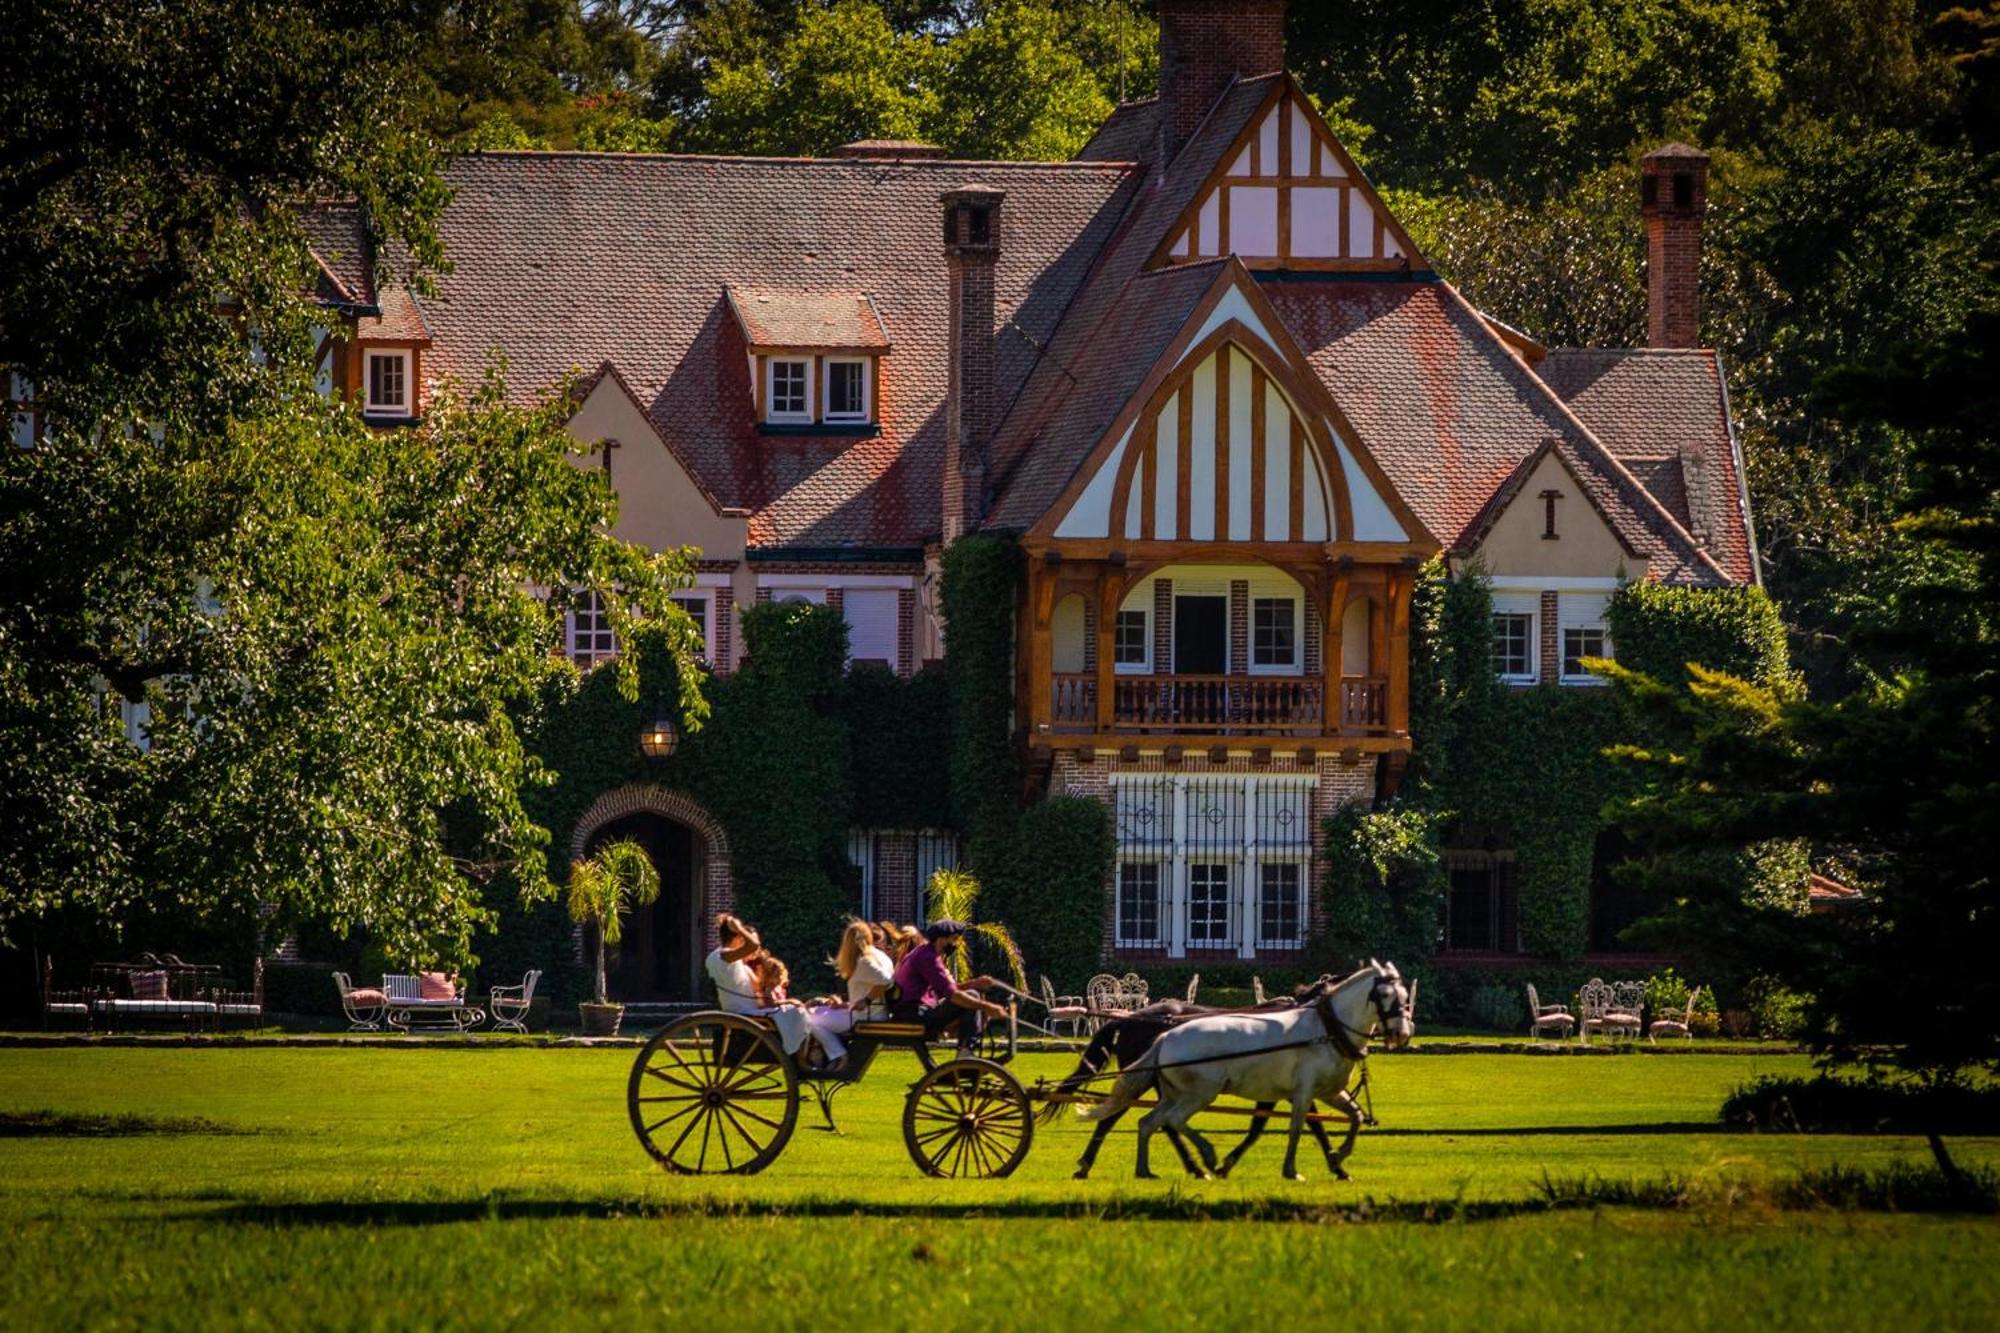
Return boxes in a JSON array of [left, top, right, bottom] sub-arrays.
[[1318, 562, 1801, 984]]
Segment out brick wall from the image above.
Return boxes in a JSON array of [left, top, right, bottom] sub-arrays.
[[1159, 0, 1287, 159], [1229, 578, 1249, 676], [875, 831, 917, 922], [897, 588, 916, 678], [1540, 590, 1560, 682], [1153, 578, 1173, 672], [713, 586, 735, 672]]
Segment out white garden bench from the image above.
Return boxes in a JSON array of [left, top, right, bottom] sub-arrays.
[[381, 974, 485, 1033]]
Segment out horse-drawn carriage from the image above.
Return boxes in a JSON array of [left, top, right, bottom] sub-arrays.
[[626, 997, 1036, 1178], [626, 962, 1417, 1181]]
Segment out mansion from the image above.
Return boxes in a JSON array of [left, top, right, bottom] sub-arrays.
[[304, 0, 1757, 994]]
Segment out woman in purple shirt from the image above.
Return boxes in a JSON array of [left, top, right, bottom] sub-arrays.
[[890, 919, 1008, 1053]]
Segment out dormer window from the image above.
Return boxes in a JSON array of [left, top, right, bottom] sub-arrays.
[[767, 358, 811, 422], [824, 358, 870, 423], [727, 286, 890, 434], [365, 349, 411, 417]]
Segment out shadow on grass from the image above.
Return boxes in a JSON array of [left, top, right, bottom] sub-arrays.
[[1, 1110, 266, 1138], [178, 1160, 1998, 1230], [1371, 1122, 1727, 1137]]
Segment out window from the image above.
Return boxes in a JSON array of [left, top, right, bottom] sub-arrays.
[[1563, 626, 1607, 680], [1445, 851, 1519, 952], [824, 359, 869, 422], [1559, 591, 1614, 683], [1492, 613, 1532, 680], [767, 359, 809, 421], [843, 586, 900, 671], [1188, 864, 1233, 946], [8, 372, 35, 448], [364, 350, 410, 416], [915, 830, 960, 924], [1258, 864, 1303, 948], [1251, 597, 1297, 669], [1114, 610, 1149, 668], [1117, 863, 1164, 949], [566, 590, 617, 667], [670, 593, 710, 662]]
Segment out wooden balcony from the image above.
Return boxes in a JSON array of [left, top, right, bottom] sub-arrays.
[[1050, 672, 1392, 736]]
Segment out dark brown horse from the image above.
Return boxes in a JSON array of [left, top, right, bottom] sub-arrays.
[[1043, 979, 1351, 1179]]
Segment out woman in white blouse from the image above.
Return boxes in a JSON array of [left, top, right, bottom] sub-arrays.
[[804, 919, 896, 1068]]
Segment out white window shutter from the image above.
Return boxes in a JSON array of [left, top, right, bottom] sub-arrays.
[[842, 587, 899, 670]]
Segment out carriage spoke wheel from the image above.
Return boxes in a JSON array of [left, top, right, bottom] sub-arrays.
[[902, 1057, 1032, 1179], [628, 1012, 799, 1175]]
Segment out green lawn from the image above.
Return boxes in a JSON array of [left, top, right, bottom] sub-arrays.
[[2, 1046, 1995, 1329]]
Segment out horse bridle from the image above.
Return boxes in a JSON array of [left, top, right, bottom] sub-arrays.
[[1317, 969, 1409, 1061]]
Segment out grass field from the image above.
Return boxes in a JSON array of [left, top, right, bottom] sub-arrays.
[[2, 1045, 1995, 1329]]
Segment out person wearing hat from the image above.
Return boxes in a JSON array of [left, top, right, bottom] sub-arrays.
[[890, 919, 1008, 1053]]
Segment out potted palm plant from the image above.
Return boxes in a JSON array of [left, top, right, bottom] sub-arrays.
[[567, 839, 660, 1036]]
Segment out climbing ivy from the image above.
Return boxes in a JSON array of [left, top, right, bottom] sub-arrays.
[[940, 533, 1021, 861], [982, 795, 1115, 986], [1606, 581, 1796, 691], [841, 662, 952, 831], [1317, 804, 1448, 969]]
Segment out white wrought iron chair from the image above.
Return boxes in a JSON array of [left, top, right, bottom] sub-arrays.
[[1525, 983, 1575, 1040], [1185, 973, 1200, 1004], [1039, 975, 1089, 1039], [1119, 972, 1150, 1011], [332, 971, 384, 1032], [488, 969, 541, 1034], [1648, 987, 1699, 1042], [1085, 974, 1124, 1031], [1579, 978, 1642, 1042], [1252, 976, 1266, 1005]]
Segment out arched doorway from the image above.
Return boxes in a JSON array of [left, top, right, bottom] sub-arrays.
[[569, 786, 731, 1003]]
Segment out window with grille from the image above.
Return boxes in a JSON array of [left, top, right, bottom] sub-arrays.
[[1117, 863, 1163, 948], [1492, 612, 1533, 681], [1562, 626, 1608, 681], [768, 359, 808, 420], [1252, 597, 1297, 668], [365, 351, 409, 415], [1258, 863, 1303, 947], [1114, 610, 1149, 667], [824, 359, 868, 422], [567, 591, 617, 667], [1445, 851, 1520, 952]]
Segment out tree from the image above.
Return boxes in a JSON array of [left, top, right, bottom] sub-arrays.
[[1602, 306, 1999, 1173], [566, 839, 662, 1006], [0, 1, 704, 966]]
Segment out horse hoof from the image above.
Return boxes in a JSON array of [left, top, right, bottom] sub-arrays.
[[1072, 1168, 1091, 1181], [1136, 1170, 1158, 1181], [1286, 1172, 1306, 1183], [1333, 1168, 1351, 1182]]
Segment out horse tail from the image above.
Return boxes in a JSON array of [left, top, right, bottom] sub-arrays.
[[1074, 1043, 1160, 1123], [1036, 1020, 1122, 1124]]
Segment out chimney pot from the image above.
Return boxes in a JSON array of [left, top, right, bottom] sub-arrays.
[[941, 187, 1005, 542]]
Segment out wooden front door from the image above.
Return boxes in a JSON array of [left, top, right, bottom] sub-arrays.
[[1173, 595, 1228, 674]]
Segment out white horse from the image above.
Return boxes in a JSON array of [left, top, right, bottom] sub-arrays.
[[1077, 961, 1415, 1180]]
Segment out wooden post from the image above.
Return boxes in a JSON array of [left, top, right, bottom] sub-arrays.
[[1028, 563, 1055, 736], [1322, 564, 1350, 733], [1095, 565, 1124, 733], [1388, 568, 1412, 735]]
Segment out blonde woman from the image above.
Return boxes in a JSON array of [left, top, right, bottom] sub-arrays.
[[804, 920, 896, 1068]]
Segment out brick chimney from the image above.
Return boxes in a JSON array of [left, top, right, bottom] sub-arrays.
[[1159, 0, 1287, 162], [1640, 143, 1709, 348], [941, 185, 1004, 543]]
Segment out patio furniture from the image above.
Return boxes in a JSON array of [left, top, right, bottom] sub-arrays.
[[1649, 987, 1700, 1042], [1085, 973, 1125, 1030], [1525, 983, 1575, 1040], [1613, 980, 1648, 1022], [1185, 973, 1200, 1003], [487, 969, 542, 1034], [333, 972, 386, 1032], [1039, 975, 1090, 1039], [1578, 978, 1642, 1042], [1251, 975, 1266, 1005], [40, 957, 93, 1030], [382, 973, 485, 1032], [209, 958, 265, 1029], [89, 956, 221, 1031], [1118, 972, 1150, 1010]]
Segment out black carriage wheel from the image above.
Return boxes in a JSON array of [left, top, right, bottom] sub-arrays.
[[902, 1057, 1033, 1179], [628, 1011, 799, 1175]]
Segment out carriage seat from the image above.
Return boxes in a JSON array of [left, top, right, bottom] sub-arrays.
[[849, 1019, 927, 1038]]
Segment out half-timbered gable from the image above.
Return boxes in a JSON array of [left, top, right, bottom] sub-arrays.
[[1152, 77, 1424, 272]]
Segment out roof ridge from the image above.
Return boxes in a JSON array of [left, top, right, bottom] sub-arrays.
[[455, 149, 1141, 171]]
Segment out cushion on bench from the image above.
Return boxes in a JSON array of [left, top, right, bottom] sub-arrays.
[[131, 970, 169, 1001], [346, 988, 387, 1005], [419, 971, 457, 1001]]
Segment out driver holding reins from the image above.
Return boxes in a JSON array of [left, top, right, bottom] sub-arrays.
[[889, 919, 1008, 1054]]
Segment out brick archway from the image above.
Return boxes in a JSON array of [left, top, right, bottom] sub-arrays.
[[570, 785, 734, 949]]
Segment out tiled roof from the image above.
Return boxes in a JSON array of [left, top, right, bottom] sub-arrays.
[[357, 286, 431, 342], [1262, 277, 1728, 584], [409, 151, 1138, 547], [988, 77, 1282, 525], [301, 202, 372, 307], [1075, 99, 1160, 163], [1537, 348, 1756, 583], [726, 288, 890, 349]]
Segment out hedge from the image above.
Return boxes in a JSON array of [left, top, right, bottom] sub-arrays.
[[984, 796, 1114, 987]]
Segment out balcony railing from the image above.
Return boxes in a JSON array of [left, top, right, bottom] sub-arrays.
[[1050, 672, 1394, 735], [1341, 676, 1389, 730]]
